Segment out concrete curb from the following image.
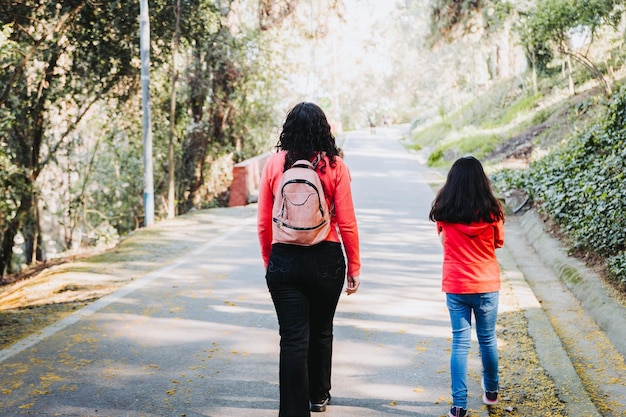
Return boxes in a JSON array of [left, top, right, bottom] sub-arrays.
[[518, 210, 626, 360], [498, 244, 602, 417]]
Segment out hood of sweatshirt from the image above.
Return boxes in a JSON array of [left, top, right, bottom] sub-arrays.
[[448, 221, 494, 238]]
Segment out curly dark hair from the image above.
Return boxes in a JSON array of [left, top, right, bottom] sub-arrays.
[[276, 102, 341, 173], [429, 156, 504, 224]]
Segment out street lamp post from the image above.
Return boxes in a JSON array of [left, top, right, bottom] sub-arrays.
[[140, 0, 155, 226]]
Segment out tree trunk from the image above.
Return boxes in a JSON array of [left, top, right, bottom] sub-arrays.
[[22, 197, 45, 265], [210, 59, 237, 149], [532, 62, 538, 95], [19, 50, 59, 265], [180, 44, 209, 211], [566, 54, 575, 96], [182, 122, 209, 208], [0, 185, 33, 276], [0, 220, 19, 276], [567, 50, 612, 97]]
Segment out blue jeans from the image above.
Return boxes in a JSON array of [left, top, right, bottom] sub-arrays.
[[446, 292, 499, 409], [266, 242, 346, 417]]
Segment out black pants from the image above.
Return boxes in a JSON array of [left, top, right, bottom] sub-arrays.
[[266, 241, 346, 417]]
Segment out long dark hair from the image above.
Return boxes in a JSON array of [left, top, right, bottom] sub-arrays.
[[276, 102, 341, 173], [429, 156, 504, 224]]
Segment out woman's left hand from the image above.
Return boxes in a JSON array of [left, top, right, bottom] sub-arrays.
[[346, 275, 360, 295]]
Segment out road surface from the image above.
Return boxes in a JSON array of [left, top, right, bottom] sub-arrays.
[[1, 127, 624, 416]]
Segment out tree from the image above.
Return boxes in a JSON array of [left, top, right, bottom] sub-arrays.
[[427, 0, 485, 46], [517, 0, 623, 97], [170, 1, 240, 210], [172, 0, 318, 210], [0, 1, 144, 275], [422, 0, 530, 114]]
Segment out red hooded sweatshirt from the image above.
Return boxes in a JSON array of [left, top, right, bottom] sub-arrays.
[[437, 220, 504, 294]]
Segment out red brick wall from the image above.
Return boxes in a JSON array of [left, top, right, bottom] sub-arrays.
[[228, 152, 271, 207]]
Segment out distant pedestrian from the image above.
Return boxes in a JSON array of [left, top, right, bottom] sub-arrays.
[[367, 114, 376, 134], [257, 102, 361, 416], [429, 156, 505, 417]]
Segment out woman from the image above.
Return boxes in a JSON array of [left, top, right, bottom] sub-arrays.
[[257, 102, 361, 416], [429, 156, 505, 417]]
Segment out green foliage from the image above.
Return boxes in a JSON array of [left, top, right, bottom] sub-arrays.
[[531, 108, 551, 125], [427, 147, 444, 166], [0, 0, 149, 272], [0, 152, 17, 223], [481, 0, 513, 32], [516, 0, 622, 84], [494, 93, 543, 126], [518, 0, 622, 50], [427, 132, 501, 165], [0, 0, 285, 274], [607, 252, 626, 286], [427, 0, 515, 46], [493, 88, 626, 268], [0, 26, 18, 224], [411, 121, 452, 148], [88, 117, 145, 236], [428, 0, 482, 43]]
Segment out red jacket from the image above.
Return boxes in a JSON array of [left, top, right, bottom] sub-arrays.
[[437, 220, 504, 294], [257, 151, 361, 277]]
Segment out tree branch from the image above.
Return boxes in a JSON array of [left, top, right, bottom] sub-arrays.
[[0, 3, 85, 106]]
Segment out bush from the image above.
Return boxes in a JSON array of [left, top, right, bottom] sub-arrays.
[[427, 147, 444, 165], [607, 252, 626, 286]]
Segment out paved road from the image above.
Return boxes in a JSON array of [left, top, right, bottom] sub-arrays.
[[0, 127, 620, 416]]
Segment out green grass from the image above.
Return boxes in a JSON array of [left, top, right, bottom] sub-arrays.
[[485, 93, 543, 128], [427, 132, 502, 166], [409, 120, 452, 149]]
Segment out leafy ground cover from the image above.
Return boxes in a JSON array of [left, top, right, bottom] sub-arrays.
[[492, 89, 626, 290]]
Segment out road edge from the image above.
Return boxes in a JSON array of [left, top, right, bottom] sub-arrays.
[[498, 240, 602, 417], [518, 210, 626, 359]]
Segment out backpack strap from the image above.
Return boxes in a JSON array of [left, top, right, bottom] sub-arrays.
[[291, 152, 325, 170], [291, 159, 315, 170]]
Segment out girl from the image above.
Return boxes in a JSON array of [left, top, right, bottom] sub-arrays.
[[429, 156, 505, 417], [257, 102, 360, 416]]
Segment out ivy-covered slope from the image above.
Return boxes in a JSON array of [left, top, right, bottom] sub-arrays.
[[493, 89, 626, 286]]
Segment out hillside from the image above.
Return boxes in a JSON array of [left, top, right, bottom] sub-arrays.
[[409, 71, 626, 298]]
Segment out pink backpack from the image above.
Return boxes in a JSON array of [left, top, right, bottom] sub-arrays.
[[272, 159, 331, 246]]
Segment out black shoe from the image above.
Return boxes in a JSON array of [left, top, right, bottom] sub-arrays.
[[483, 390, 498, 405], [481, 377, 499, 405], [310, 394, 331, 412], [449, 406, 467, 417]]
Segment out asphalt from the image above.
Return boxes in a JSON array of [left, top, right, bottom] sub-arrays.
[[0, 127, 625, 417]]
